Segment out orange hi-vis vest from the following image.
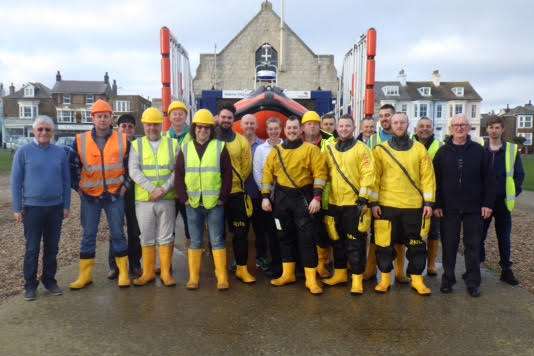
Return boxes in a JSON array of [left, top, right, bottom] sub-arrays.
[[77, 130, 127, 197]]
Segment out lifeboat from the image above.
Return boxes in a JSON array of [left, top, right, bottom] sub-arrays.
[[232, 86, 309, 139]]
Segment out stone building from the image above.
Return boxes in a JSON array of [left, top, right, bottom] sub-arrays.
[[193, 1, 338, 114]]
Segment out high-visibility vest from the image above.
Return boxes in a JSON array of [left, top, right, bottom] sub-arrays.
[[368, 128, 388, 149], [77, 130, 127, 197], [505, 142, 518, 212], [184, 139, 225, 209], [132, 136, 178, 202], [427, 139, 444, 160]]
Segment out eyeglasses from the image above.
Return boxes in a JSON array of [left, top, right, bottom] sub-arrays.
[[119, 123, 135, 129], [452, 124, 469, 128], [196, 125, 211, 130], [37, 127, 51, 132]]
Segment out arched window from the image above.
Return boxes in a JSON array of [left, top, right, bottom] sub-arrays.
[[255, 43, 278, 71]]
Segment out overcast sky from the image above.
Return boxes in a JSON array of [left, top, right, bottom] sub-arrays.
[[1, 0, 533, 112]]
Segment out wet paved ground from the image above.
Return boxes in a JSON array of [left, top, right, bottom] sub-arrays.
[[1, 236, 534, 356]]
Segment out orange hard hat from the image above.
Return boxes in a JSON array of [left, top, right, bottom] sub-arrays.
[[91, 99, 113, 115]]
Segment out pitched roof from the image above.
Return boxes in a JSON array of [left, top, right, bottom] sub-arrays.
[[51, 80, 110, 95], [209, 1, 317, 58], [5, 82, 51, 99], [508, 105, 534, 115], [375, 81, 482, 102]]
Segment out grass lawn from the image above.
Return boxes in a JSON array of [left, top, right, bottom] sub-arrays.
[[523, 154, 534, 191], [0, 149, 13, 175]]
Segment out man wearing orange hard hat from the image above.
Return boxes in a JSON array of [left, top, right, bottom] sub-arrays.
[[70, 99, 131, 290]]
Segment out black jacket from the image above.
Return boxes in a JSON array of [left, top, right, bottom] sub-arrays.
[[484, 142, 524, 198], [433, 136, 496, 213]]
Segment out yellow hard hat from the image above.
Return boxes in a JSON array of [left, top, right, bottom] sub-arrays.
[[141, 107, 164, 124], [192, 109, 215, 126], [168, 101, 188, 114], [301, 111, 321, 124]]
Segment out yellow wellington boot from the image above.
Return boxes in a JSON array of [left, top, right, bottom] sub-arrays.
[[271, 262, 297, 286], [374, 271, 392, 294], [159, 244, 176, 287], [213, 249, 230, 291], [427, 240, 439, 276], [115, 256, 131, 288], [323, 268, 348, 286], [186, 249, 202, 290], [304, 267, 323, 295], [316, 246, 331, 278], [363, 243, 377, 281], [350, 274, 364, 295], [235, 265, 256, 284], [411, 275, 431, 296], [133, 246, 156, 286], [69, 259, 95, 290], [394, 244, 410, 284]]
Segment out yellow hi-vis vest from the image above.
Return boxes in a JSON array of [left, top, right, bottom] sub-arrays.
[[427, 139, 444, 160], [505, 142, 518, 212], [132, 136, 178, 202], [184, 139, 225, 209]]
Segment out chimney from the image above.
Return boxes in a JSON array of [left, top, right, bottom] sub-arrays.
[[112, 79, 117, 96], [0, 83, 4, 97], [104, 72, 109, 84], [526, 99, 533, 107], [398, 69, 407, 86], [505, 104, 510, 113], [9, 83, 15, 95], [56, 70, 62, 82], [432, 69, 440, 87]]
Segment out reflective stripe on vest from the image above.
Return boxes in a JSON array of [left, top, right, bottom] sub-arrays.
[[427, 139, 444, 160], [505, 142, 518, 212], [184, 139, 224, 209], [132, 136, 178, 202], [368, 128, 384, 149], [77, 130, 126, 196]]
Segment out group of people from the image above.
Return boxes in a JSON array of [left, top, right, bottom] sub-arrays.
[[11, 99, 524, 301]]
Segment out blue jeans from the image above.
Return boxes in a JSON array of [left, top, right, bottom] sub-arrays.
[[481, 198, 512, 270], [80, 195, 128, 259], [22, 205, 63, 290], [186, 205, 225, 250]]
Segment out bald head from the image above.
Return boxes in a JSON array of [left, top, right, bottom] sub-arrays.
[[240, 114, 257, 139]]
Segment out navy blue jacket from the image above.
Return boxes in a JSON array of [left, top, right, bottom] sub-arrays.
[[433, 136, 496, 213], [484, 142, 524, 198]]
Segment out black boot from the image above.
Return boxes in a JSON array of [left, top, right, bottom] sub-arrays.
[[440, 280, 453, 294], [500, 269, 519, 286]]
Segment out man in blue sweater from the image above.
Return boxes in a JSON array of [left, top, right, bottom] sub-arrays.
[[11, 116, 71, 301], [481, 117, 525, 285]]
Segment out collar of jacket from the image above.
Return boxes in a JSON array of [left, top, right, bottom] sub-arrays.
[[335, 137, 357, 152], [413, 134, 435, 149], [389, 134, 413, 151], [215, 126, 236, 142], [321, 130, 333, 140], [91, 127, 112, 141], [282, 138, 303, 149], [444, 135, 474, 147]]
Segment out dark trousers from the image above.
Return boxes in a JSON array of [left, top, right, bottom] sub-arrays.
[[329, 205, 367, 274], [481, 198, 512, 270], [22, 205, 63, 290], [429, 217, 440, 240], [251, 197, 268, 259], [224, 193, 250, 266], [176, 200, 190, 239], [375, 207, 426, 275], [108, 189, 141, 271], [441, 211, 482, 288], [272, 187, 318, 268], [315, 209, 331, 249]]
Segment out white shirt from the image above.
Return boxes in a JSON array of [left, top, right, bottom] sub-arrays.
[[253, 140, 280, 188]]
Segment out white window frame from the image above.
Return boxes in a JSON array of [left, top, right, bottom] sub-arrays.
[[81, 110, 92, 123], [401, 104, 407, 113], [18, 102, 38, 119], [418, 87, 431, 96], [452, 87, 464, 97], [419, 103, 428, 118], [86, 95, 94, 105], [414, 104, 418, 118], [455, 104, 463, 115], [518, 115, 533, 129], [436, 104, 442, 118], [518, 132, 532, 146], [24, 86, 34, 98], [63, 94, 71, 105], [114, 100, 131, 112], [471, 104, 477, 119], [383, 86, 399, 96], [58, 110, 74, 123]]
